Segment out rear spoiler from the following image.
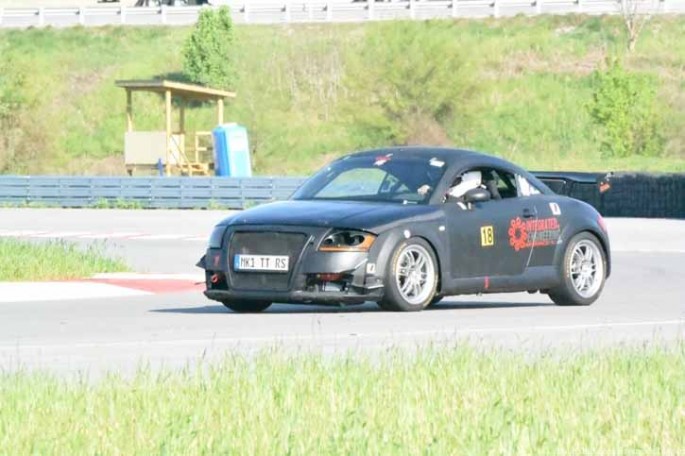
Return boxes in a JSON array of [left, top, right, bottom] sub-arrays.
[[532, 171, 613, 196]]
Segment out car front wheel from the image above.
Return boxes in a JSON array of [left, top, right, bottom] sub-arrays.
[[379, 238, 438, 312], [549, 232, 606, 306], [222, 300, 271, 313]]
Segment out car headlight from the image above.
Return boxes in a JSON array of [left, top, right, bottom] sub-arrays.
[[208, 225, 226, 248], [319, 230, 376, 252]]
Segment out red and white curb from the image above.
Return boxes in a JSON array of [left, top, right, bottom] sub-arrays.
[[0, 230, 207, 242], [0, 273, 205, 303]]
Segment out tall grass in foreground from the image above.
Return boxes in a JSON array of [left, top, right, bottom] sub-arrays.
[[0, 238, 128, 281], [1, 346, 683, 454]]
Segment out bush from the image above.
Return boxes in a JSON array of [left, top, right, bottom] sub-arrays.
[[589, 59, 664, 158], [344, 22, 475, 147], [183, 7, 236, 89]]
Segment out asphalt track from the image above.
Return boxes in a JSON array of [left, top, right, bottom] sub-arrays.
[[0, 209, 684, 376]]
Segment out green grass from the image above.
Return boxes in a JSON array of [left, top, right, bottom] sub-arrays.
[[1, 16, 684, 175], [1, 346, 684, 453], [0, 238, 129, 281]]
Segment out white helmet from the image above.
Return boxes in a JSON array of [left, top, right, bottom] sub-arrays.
[[448, 170, 482, 199]]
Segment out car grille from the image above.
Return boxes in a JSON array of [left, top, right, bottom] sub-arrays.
[[227, 231, 308, 292]]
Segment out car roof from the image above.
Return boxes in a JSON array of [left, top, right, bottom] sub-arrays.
[[346, 146, 518, 170], [344, 146, 553, 198]]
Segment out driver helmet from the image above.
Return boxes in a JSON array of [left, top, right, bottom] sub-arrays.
[[448, 170, 482, 199]]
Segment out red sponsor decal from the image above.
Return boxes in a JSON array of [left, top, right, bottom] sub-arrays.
[[374, 154, 393, 166], [508, 218, 529, 252], [508, 217, 561, 251]]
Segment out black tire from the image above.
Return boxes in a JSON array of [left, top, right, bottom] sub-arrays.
[[427, 296, 444, 308], [378, 237, 439, 312], [548, 232, 607, 306], [221, 300, 271, 313]]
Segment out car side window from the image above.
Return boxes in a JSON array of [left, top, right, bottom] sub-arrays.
[[490, 169, 518, 199], [516, 175, 542, 197], [445, 168, 518, 203]]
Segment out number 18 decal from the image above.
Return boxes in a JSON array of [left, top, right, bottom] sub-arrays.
[[480, 226, 494, 247]]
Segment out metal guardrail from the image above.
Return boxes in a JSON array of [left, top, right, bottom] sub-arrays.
[[0, 176, 307, 209], [0, 174, 683, 217], [0, 0, 682, 28]]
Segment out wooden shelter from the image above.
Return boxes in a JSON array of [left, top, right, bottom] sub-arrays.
[[116, 80, 236, 176]]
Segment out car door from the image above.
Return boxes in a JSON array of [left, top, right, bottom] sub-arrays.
[[524, 198, 566, 269], [445, 168, 537, 279]]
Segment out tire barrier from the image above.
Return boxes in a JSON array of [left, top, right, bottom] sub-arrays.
[[593, 173, 685, 219], [537, 172, 685, 219]]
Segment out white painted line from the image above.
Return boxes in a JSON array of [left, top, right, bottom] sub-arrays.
[[29, 231, 90, 238], [0, 282, 151, 303], [3, 319, 684, 351], [131, 234, 188, 241], [91, 272, 204, 281], [613, 248, 685, 254], [78, 232, 143, 239], [0, 230, 46, 237], [0, 230, 210, 242], [456, 319, 685, 334]]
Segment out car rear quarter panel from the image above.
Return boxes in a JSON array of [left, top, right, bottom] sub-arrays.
[[553, 198, 611, 277]]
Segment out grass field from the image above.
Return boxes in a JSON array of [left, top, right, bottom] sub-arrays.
[[1, 346, 684, 453], [0, 238, 129, 281], [0, 16, 684, 175]]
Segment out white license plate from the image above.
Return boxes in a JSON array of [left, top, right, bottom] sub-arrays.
[[233, 254, 289, 273]]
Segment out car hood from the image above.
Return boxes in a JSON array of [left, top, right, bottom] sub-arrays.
[[220, 200, 441, 232]]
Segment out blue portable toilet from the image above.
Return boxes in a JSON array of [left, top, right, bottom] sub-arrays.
[[212, 123, 252, 177]]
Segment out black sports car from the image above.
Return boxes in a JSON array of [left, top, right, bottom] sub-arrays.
[[198, 147, 610, 312]]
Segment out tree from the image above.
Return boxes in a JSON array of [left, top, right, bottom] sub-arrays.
[[618, 0, 659, 52], [183, 7, 236, 89], [589, 59, 663, 158], [343, 22, 475, 146]]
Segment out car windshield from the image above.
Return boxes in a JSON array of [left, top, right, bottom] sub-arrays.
[[292, 154, 447, 204]]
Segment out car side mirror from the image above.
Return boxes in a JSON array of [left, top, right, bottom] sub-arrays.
[[463, 187, 491, 204]]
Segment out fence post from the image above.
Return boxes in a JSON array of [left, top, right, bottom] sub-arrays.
[[308, 0, 313, 21], [0, 8, 4, 26], [38, 7, 45, 27], [576, 0, 583, 13], [78, 7, 85, 26], [284, 2, 290, 22], [492, 0, 499, 18], [408, 0, 415, 19], [243, 3, 250, 23], [659, 0, 667, 13], [368, 0, 374, 20], [120, 5, 126, 24], [535, 0, 541, 15], [451, 0, 458, 18], [326, 2, 332, 21], [160, 4, 167, 24]]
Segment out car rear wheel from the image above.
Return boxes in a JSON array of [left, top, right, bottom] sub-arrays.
[[548, 232, 606, 306], [379, 238, 438, 312], [221, 300, 271, 313]]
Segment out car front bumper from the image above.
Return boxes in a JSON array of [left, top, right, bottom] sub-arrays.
[[199, 224, 386, 306], [204, 287, 383, 306]]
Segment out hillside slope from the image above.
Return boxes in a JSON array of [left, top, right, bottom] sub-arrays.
[[0, 16, 683, 175]]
